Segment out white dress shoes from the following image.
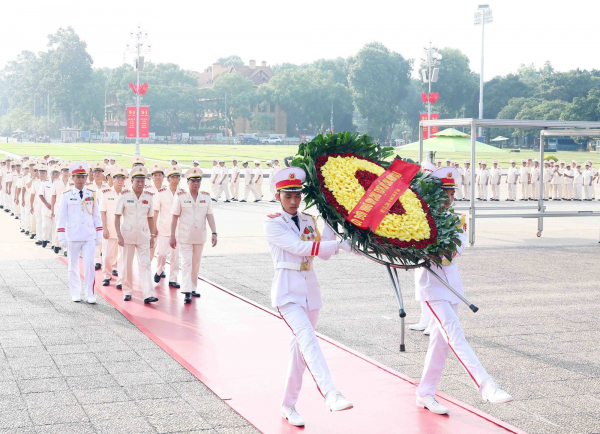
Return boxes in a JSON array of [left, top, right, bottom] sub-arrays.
[[416, 395, 449, 415], [87, 296, 97, 304], [72, 295, 81, 302], [281, 405, 304, 427], [481, 379, 513, 404], [409, 322, 428, 331], [325, 390, 353, 412]]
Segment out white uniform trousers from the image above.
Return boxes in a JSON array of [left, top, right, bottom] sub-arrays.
[[530, 181, 537, 200], [94, 244, 101, 265], [521, 183, 528, 199], [575, 183, 583, 200], [179, 243, 203, 293], [216, 181, 231, 200], [155, 235, 180, 283], [552, 184, 561, 199], [477, 183, 482, 199], [242, 184, 260, 201], [67, 240, 96, 299], [507, 182, 517, 200], [33, 210, 42, 240], [543, 182, 550, 200], [229, 180, 240, 200], [585, 184, 593, 200], [463, 183, 470, 200], [492, 182, 500, 199], [481, 184, 488, 200], [211, 181, 218, 197], [254, 181, 263, 199], [277, 302, 335, 406], [20, 206, 29, 230], [42, 215, 55, 242], [416, 300, 490, 397], [270, 184, 277, 201], [565, 184, 573, 199], [102, 238, 119, 280], [121, 243, 154, 298]]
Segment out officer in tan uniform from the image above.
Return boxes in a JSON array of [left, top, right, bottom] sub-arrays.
[[229, 158, 240, 201], [88, 162, 107, 269], [100, 166, 126, 286], [114, 166, 158, 304], [153, 165, 183, 288], [125, 156, 146, 190], [170, 167, 217, 303]]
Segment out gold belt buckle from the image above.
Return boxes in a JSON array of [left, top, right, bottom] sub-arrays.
[[300, 262, 310, 271]]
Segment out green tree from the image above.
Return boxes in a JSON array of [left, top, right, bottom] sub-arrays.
[[210, 72, 255, 135], [348, 42, 412, 141], [216, 55, 244, 66], [484, 74, 531, 119], [560, 89, 600, 121], [250, 113, 275, 132]]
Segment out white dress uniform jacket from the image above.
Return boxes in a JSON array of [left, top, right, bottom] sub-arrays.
[[415, 214, 467, 304], [264, 210, 340, 310], [57, 188, 103, 243]]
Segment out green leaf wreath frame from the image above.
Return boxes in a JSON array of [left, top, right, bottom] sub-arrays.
[[292, 132, 463, 267]]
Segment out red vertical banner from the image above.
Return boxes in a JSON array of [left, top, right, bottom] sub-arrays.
[[420, 113, 429, 140], [126, 106, 136, 138], [139, 106, 149, 138], [430, 113, 439, 136]]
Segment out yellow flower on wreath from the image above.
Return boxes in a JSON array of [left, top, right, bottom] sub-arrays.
[[320, 155, 431, 242]]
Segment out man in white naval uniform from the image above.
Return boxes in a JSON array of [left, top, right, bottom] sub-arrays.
[[209, 159, 219, 200], [519, 160, 530, 200], [574, 163, 584, 201], [543, 161, 552, 200], [454, 162, 464, 201], [490, 160, 501, 201], [463, 161, 471, 200], [414, 167, 512, 415], [265, 167, 353, 427], [57, 163, 103, 303], [215, 160, 231, 202], [229, 158, 241, 201], [478, 161, 490, 201], [530, 160, 541, 200], [551, 160, 563, 200]]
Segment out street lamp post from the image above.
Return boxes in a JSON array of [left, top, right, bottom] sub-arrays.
[[125, 27, 152, 156], [474, 4, 493, 138], [421, 43, 441, 133], [224, 93, 227, 140]]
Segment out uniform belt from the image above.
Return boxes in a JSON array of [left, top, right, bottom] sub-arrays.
[[276, 261, 311, 271]]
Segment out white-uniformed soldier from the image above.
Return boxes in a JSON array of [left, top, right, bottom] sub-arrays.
[[36, 165, 54, 248], [215, 160, 231, 202], [490, 160, 501, 201], [454, 162, 464, 201], [19, 165, 33, 234], [519, 159, 530, 200], [253, 160, 264, 202], [210, 159, 219, 200], [240, 161, 259, 202], [584, 162, 593, 200], [0, 159, 6, 211], [170, 167, 216, 303], [270, 158, 283, 203], [506, 160, 519, 201], [100, 166, 127, 287], [415, 167, 512, 415], [88, 162, 107, 269], [51, 163, 73, 254], [574, 163, 584, 200], [530, 160, 541, 200], [153, 165, 183, 289], [551, 160, 563, 200], [543, 161, 551, 200], [114, 166, 157, 304], [42, 165, 60, 250], [478, 161, 490, 201], [229, 158, 240, 201], [463, 160, 471, 200], [563, 163, 574, 201], [11, 161, 23, 219], [57, 162, 103, 303], [265, 167, 353, 427]]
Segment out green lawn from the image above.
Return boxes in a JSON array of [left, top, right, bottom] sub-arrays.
[[0, 142, 299, 167], [0, 142, 598, 168]]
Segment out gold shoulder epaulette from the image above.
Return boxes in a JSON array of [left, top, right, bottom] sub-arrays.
[[62, 190, 70, 194]]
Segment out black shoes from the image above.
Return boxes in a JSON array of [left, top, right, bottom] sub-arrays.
[[20, 229, 24, 233], [231, 198, 238, 201], [169, 282, 180, 288], [240, 200, 246, 202], [225, 200, 231, 203], [112, 270, 118, 276], [144, 297, 158, 304], [42, 241, 48, 248], [254, 199, 260, 203], [54, 246, 60, 254], [160, 272, 165, 278], [211, 198, 217, 202], [191, 291, 201, 298], [30, 234, 35, 239], [116, 284, 122, 290], [35, 241, 42, 246], [154, 273, 161, 283], [270, 200, 276, 203], [123, 295, 131, 301], [184, 292, 192, 303], [25, 231, 29, 235], [95, 263, 101, 270], [102, 279, 110, 286]]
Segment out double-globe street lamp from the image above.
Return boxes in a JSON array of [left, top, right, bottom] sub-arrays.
[[125, 26, 152, 156]]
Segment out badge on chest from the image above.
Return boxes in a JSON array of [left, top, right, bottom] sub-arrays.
[[301, 225, 317, 241]]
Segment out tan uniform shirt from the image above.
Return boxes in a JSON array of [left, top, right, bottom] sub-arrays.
[[100, 187, 121, 239], [171, 190, 212, 245], [153, 186, 184, 236], [114, 189, 155, 244]]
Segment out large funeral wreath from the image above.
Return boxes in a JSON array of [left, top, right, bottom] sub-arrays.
[[292, 132, 463, 267]]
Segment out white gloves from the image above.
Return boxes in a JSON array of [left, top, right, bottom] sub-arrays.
[[95, 238, 102, 247], [339, 239, 352, 252], [59, 238, 68, 248]]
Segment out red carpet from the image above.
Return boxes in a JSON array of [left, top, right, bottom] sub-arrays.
[[63, 257, 525, 434]]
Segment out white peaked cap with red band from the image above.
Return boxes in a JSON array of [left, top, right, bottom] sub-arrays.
[[421, 161, 436, 173], [430, 167, 459, 189], [273, 167, 305, 192], [70, 162, 88, 175]]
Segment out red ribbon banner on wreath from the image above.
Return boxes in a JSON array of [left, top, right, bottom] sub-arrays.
[[346, 158, 421, 230]]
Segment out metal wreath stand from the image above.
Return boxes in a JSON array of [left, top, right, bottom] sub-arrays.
[[325, 220, 478, 353]]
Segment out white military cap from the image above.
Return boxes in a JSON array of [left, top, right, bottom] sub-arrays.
[[521, 159, 527, 163], [420, 161, 436, 173], [218, 160, 225, 163], [232, 157, 238, 162], [576, 163, 582, 167], [544, 161, 549, 165], [165, 166, 181, 177], [445, 158, 451, 162], [91, 161, 106, 171], [103, 156, 109, 160], [273, 167, 305, 192], [436, 159, 442, 163], [36, 164, 48, 172], [463, 159, 469, 163], [109, 157, 116, 161], [212, 158, 217, 162], [192, 159, 200, 164], [171, 157, 178, 163], [185, 167, 203, 179], [254, 160, 261, 164], [585, 162, 591, 166], [242, 161, 249, 165], [481, 160, 487, 165], [111, 166, 127, 178], [559, 160, 565, 164], [148, 163, 165, 174], [493, 159, 498, 164], [266, 161, 273, 165], [274, 157, 280, 162], [533, 159, 539, 163], [50, 164, 60, 173], [130, 166, 148, 178], [131, 156, 145, 166], [430, 167, 459, 189], [70, 162, 88, 175]]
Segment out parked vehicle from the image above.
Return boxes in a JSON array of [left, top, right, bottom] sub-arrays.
[[547, 137, 578, 151], [265, 137, 283, 144], [241, 137, 259, 144]]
